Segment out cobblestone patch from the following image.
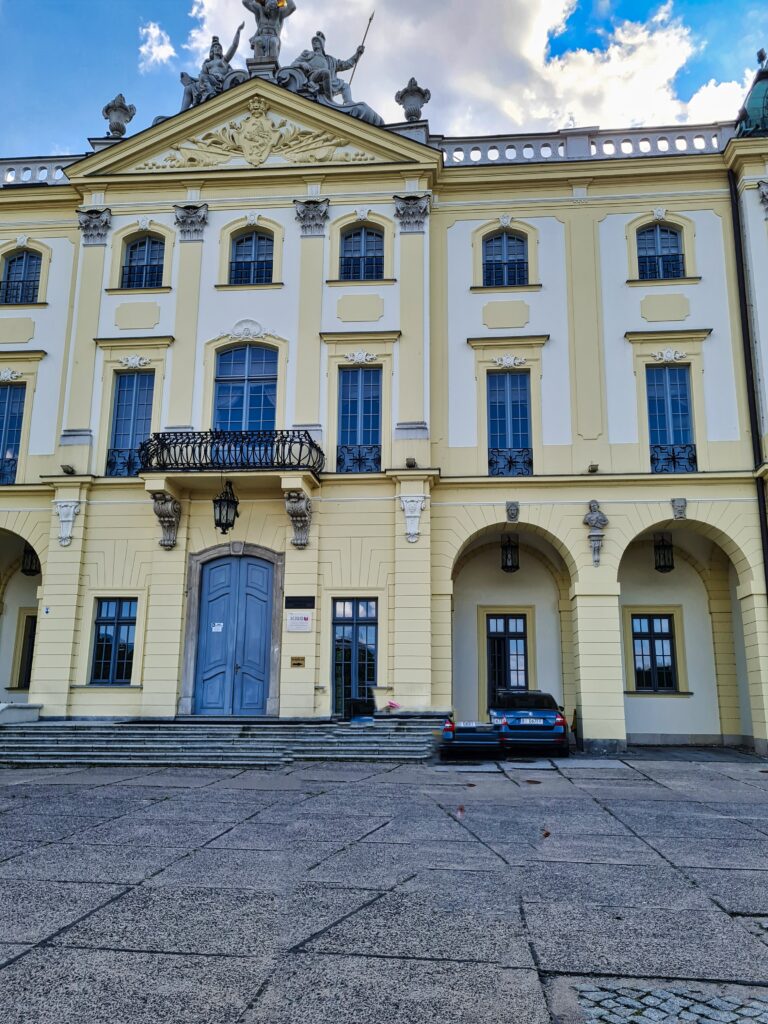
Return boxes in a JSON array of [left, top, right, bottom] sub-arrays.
[[576, 983, 768, 1022]]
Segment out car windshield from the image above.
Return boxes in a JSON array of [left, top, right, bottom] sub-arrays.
[[491, 692, 559, 711]]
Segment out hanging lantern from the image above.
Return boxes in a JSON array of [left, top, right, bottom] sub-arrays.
[[654, 533, 675, 574], [501, 533, 520, 574], [21, 543, 41, 577], [213, 481, 240, 535]]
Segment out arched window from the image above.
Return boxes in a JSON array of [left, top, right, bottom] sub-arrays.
[[229, 231, 274, 285], [482, 232, 528, 287], [637, 225, 685, 281], [340, 227, 384, 281], [0, 250, 42, 305], [121, 235, 165, 290], [214, 344, 278, 432]]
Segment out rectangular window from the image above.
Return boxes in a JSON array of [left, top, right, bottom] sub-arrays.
[[487, 614, 529, 706], [646, 365, 697, 473], [631, 614, 678, 692], [107, 371, 155, 477], [337, 367, 382, 473], [0, 383, 26, 485], [332, 599, 378, 717], [90, 598, 138, 685], [214, 346, 277, 432], [487, 371, 532, 477]]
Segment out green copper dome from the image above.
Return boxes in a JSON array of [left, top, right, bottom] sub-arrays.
[[737, 51, 768, 137]]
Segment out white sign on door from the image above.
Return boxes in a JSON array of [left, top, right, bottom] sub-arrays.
[[286, 612, 313, 633]]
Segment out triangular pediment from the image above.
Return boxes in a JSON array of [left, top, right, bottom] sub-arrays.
[[68, 78, 437, 180]]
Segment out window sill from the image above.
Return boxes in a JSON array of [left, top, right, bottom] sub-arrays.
[[105, 287, 172, 295], [626, 278, 701, 287], [72, 684, 142, 690], [325, 279, 397, 287], [470, 284, 543, 293], [0, 302, 48, 309], [215, 283, 284, 291], [624, 690, 693, 698]]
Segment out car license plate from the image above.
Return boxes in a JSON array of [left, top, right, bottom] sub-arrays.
[[456, 722, 478, 728], [527, 718, 545, 726]]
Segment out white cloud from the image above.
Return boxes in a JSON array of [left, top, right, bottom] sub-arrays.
[[139, 22, 177, 73], [181, 0, 751, 132]]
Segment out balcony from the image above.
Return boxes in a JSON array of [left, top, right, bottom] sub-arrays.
[[0, 457, 18, 485], [650, 444, 698, 474], [139, 430, 325, 477], [489, 448, 534, 477], [336, 445, 382, 474], [106, 449, 143, 478]]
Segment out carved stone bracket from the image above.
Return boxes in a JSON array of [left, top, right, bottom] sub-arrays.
[[78, 208, 112, 246], [671, 497, 688, 520], [394, 194, 431, 234], [174, 203, 209, 242], [758, 181, 768, 218], [506, 501, 520, 524], [0, 369, 23, 382], [294, 199, 330, 237], [401, 496, 426, 544], [583, 500, 609, 568], [285, 490, 312, 549], [54, 501, 81, 547], [151, 491, 182, 550]]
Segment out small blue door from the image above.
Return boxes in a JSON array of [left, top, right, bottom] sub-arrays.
[[194, 556, 273, 716]]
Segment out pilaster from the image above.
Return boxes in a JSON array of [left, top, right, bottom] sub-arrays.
[[738, 589, 768, 754], [167, 238, 204, 429], [280, 479, 320, 717], [395, 225, 429, 465]]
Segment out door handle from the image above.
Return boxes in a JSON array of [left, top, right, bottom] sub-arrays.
[[235, 664, 242, 672]]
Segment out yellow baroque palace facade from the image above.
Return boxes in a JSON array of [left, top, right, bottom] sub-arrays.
[[3, 70, 768, 754]]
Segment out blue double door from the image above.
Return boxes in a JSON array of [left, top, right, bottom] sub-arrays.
[[194, 557, 273, 717]]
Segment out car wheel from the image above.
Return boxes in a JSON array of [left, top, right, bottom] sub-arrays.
[[553, 746, 571, 759]]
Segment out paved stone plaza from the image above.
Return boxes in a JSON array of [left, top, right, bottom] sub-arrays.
[[1, 750, 768, 1022]]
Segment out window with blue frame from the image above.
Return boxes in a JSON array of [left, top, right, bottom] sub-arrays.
[[482, 232, 529, 287], [637, 225, 685, 281], [0, 250, 42, 305], [214, 345, 278, 432], [0, 383, 26, 485], [646, 365, 697, 473], [106, 372, 155, 477], [487, 371, 533, 476], [332, 599, 378, 718], [90, 598, 137, 685], [229, 231, 274, 285], [340, 227, 384, 281], [121, 236, 165, 290], [337, 366, 382, 473]]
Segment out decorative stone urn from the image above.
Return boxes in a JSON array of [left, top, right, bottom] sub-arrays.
[[395, 78, 431, 123]]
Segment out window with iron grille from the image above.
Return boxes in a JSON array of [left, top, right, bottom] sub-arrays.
[[0, 251, 42, 305], [637, 225, 685, 281], [214, 344, 278, 432], [229, 231, 274, 285], [332, 599, 378, 717], [0, 383, 25, 485], [631, 614, 679, 692], [482, 232, 529, 287], [337, 366, 382, 473], [90, 599, 138, 685], [487, 371, 533, 477], [340, 227, 384, 281], [646, 365, 697, 473], [106, 372, 155, 477], [121, 236, 165, 290]]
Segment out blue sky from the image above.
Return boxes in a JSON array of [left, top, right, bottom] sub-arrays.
[[2, 0, 766, 156]]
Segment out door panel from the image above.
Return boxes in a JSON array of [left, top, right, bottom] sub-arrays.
[[194, 556, 273, 717]]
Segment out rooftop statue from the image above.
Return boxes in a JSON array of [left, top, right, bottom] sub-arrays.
[[242, 0, 297, 62], [277, 30, 384, 127], [180, 27, 248, 111]]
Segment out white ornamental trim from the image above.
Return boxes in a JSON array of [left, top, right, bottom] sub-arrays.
[[345, 351, 379, 365], [652, 207, 667, 222], [220, 319, 275, 341], [118, 355, 152, 369], [491, 355, 527, 368], [400, 496, 427, 544], [246, 212, 259, 226], [651, 349, 688, 364], [355, 207, 372, 222], [499, 214, 513, 228], [137, 216, 152, 231], [15, 234, 29, 248], [0, 369, 23, 382]]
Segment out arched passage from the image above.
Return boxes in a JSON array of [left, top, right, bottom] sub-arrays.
[[0, 528, 42, 703]]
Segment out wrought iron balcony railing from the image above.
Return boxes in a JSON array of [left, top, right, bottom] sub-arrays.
[[339, 256, 385, 282], [638, 254, 686, 281], [336, 445, 382, 474], [106, 448, 143, 478], [138, 430, 325, 476], [482, 260, 529, 287], [120, 264, 164, 290], [489, 448, 534, 477], [229, 260, 274, 286], [650, 443, 698, 474], [0, 457, 18, 485], [0, 279, 39, 305]]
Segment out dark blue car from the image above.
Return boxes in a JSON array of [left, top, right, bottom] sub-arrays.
[[442, 691, 569, 759]]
